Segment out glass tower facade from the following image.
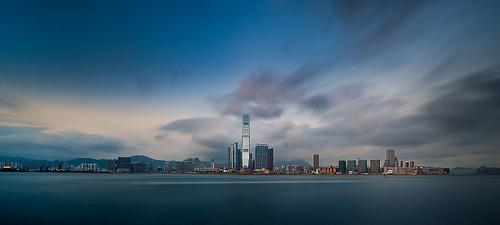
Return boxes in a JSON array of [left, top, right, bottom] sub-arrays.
[[313, 154, 320, 170], [347, 160, 357, 173], [228, 142, 240, 170], [338, 160, 347, 174], [255, 144, 268, 170], [358, 159, 368, 173], [386, 149, 396, 167], [242, 114, 250, 169], [369, 160, 381, 174]]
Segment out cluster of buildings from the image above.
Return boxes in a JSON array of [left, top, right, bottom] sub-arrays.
[[105, 157, 217, 173], [310, 149, 451, 175], [309, 150, 417, 175], [226, 114, 274, 173]]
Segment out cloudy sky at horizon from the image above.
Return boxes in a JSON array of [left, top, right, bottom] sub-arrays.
[[1, 0, 500, 167]]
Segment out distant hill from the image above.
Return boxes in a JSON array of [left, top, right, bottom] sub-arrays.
[[0, 156, 34, 162]]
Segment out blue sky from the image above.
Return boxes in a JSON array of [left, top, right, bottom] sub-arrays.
[[1, 0, 500, 167]]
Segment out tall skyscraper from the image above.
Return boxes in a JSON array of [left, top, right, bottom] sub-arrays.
[[369, 160, 381, 174], [347, 160, 357, 173], [313, 154, 320, 170], [267, 148, 274, 171], [386, 149, 396, 167], [255, 144, 271, 170], [255, 144, 266, 169], [228, 142, 239, 170], [358, 159, 368, 173], [338, 160, 347, 174], [242, 114, 250, 169]]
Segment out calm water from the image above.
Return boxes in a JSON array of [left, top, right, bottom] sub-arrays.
[[1, 173, 499, 225]]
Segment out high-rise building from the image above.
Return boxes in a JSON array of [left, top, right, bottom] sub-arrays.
[[267, 148, 274, 171], [338, 160, 347, 174], [358, 159, 368, 173], [255, 144, 268, 170], [211, 158, 216, 172], [369, 160, 381, 174], [242, 114, 250, 169], [106, 159, 116, 172], [313, 154, 320, 170], [228, 142, 240, 170], [249, 153, 255, 170], [255, 144, 273, 170], [117, 157, 131, 172], [386, 149, 396, 167], [347, 160, 357, 173]]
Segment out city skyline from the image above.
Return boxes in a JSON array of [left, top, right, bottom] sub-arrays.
[[1, 0, 500, 167]]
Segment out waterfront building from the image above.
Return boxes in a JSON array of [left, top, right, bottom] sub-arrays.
[[249, 153, 255, 170], [400, 160, 415, 168], [117, 157, 131, 172], [132, 162, 147, 173], [267, 148, 274, 171], [320, 166, 336, 175], [347, 160, 357, 174], [255, 144, 268, 170], [77, 163, 98, 172], [106, 159, 116, 172], [255, 144, 275, 171], [386, 149, 396, 167], [369, 160, 381, 174], [242, 114, 250, 169], [384, 149, 399, 174], [338, 160, 347, 174], [228, 142, 240, 170], [358, 159, 368, 173], [176, 161, 195, 172], [313, 154, 320, 170], [397, 159, 417, 175]]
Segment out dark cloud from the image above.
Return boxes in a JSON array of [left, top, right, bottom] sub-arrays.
[[0, 126, 130, 159], [212, 63, 328, 119], [422, 65, 500, 140], [301, 95, 331, 112], [160, 117, 225, 134]]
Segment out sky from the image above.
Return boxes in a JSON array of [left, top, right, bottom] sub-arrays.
[[1, 0, 500, 167]]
